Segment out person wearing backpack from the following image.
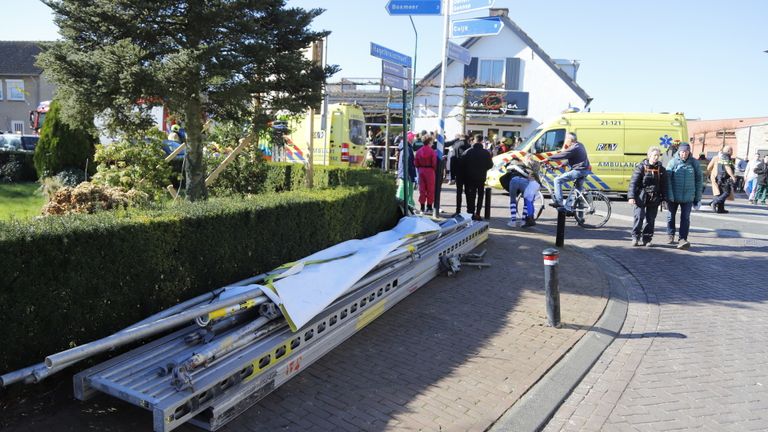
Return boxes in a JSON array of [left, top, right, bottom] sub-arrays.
[[628, 146, 667, 247]]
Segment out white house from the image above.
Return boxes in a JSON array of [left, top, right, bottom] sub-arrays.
[[414, 8, 591, 143]]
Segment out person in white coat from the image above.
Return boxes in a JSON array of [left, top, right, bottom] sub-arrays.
[[744, 150, 761, 203]]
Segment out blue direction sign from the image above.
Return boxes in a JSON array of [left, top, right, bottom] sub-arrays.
[[383, 73, 410, 91], [385, 0, 441, 16], [451, 16, 504, 38], [387, 102, 412, 110], [382, 60, 412, 80], [451, 0, 495, 15], [447, 41, 471, 65], [370, 42, 412, 68]]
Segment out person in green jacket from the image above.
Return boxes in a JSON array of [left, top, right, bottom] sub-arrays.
[[665, 143, 702, 250]]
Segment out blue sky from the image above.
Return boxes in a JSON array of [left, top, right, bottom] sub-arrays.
[[3, 0, 767, 120]]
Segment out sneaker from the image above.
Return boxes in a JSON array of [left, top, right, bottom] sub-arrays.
[[506, 220, 516, 228], [631, 238, 641, 247], [667, 235, 677, 245], [677, 239, 690, 250], [644, 239, 653, 247]]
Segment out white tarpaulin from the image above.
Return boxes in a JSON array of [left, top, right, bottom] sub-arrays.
[[257, 216, 440, 331]]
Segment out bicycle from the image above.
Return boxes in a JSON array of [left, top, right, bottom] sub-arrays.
[[537, 166, 612, 228]]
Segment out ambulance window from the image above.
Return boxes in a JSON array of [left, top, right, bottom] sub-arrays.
[[348, 119, 365, 145], [534, 129, 566, 153]]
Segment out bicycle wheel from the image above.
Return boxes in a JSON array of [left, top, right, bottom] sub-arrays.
[[534, 191, 545, 220], [574, 191, 611, 228]]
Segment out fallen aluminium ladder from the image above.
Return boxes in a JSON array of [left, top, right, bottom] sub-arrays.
[[73, 217, 489, 432]]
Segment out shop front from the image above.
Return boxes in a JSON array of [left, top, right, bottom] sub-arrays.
[[465, 89, 532, 144]]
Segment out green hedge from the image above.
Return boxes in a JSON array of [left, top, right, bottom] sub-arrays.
[[0, 168, 397, 372], [210, 161, 378, 195]]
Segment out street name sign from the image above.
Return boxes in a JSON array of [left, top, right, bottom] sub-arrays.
[[385, 0, 441, 15], [451, 0, 495, 15], [451, 16, 504, 38], [383, 73, 411, 91], [370, 42, 412, 68], [382, 60, 412, 80], [447, 41, 471, 65]]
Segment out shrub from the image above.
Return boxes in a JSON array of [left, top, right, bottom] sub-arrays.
[[91, 134, 174, 200], [54, 167, 86, 187], [33, 100, 96, 178], [0, 152, 37, 183], [0, 171, 397, 372]]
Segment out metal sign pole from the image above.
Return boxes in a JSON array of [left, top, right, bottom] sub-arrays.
[[402, 89, 410, 215]]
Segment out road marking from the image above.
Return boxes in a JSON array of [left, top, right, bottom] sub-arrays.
[[608, 212, 768, 240]]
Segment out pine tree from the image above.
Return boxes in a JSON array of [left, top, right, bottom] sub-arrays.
[[33, 99, 96, 178], [38, 0, 338, 201]]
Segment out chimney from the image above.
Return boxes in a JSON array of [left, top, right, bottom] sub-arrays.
[[489, 8, 509, 17]]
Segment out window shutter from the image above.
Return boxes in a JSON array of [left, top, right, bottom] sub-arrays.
[[505, 58, 521, 90], [464, 57, 478, 83]]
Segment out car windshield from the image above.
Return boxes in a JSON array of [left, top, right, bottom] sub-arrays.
[[514, 129, 540, 151]]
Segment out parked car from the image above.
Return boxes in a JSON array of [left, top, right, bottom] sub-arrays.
[[0, 133, 39, 152]]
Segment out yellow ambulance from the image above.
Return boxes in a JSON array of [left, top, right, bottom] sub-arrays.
[[486, 112, 689, 194], [283, 103, 367, 166]]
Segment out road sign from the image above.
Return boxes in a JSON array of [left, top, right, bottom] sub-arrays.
[[382, 60, 412, 80], [370, 42, 412, 68], [451, 16, 504, 38], [387, 102, 412, 110], [447, 41, 471, 65], [451, 0, 495, 15], [385, 0, 441, 15], [383, 73, 410, 91]]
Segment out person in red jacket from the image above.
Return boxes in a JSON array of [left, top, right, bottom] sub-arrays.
[[415, 135, 438, 213]]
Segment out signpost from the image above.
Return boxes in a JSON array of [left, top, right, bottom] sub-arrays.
[[451, 0, 495, 15], [447, 41, 471, 65], [385, 0, 441, 15], [371, 42, 413, 215], [450, 16, 504, 38]]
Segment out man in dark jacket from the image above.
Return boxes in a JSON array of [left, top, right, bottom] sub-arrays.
[[628, 146, 667, 247], [548, 132, 590, 209], [461, 134, 494, 220], [451, 134, 472, 214]]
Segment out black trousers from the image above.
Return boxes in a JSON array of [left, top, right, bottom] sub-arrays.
[[465, 182, 485, 215], [632, 203, 659, 242], [711, 179, 732, 210], [455, 179, 465, 213]]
